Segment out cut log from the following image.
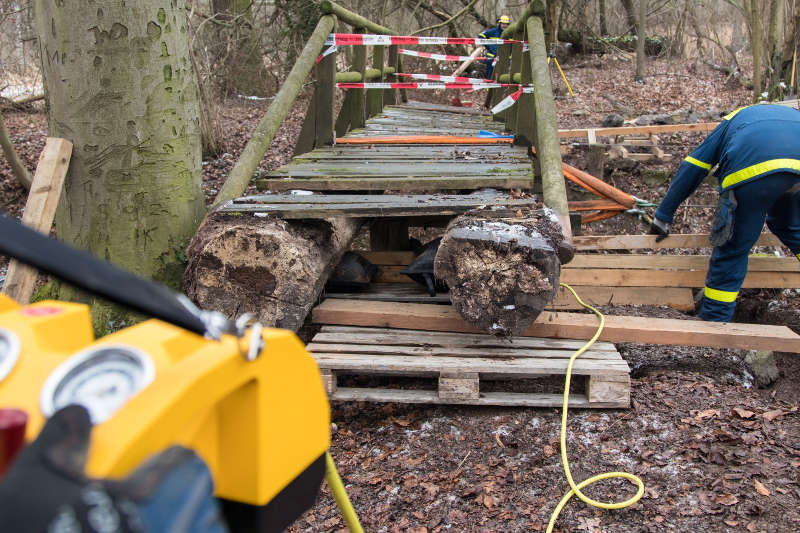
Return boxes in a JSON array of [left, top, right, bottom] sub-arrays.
[[183, 213, 361, 331], [434, 209, 573, 336]]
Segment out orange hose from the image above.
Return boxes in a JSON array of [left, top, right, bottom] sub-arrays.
[[563, 170, 606, 198], [336, 136, 513, 145], [562, 162, 636, 208], [582, 210, 622, 223], [568, 200, 628, 211]]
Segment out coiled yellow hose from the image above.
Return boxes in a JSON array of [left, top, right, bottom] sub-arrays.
[[546, 283, 645, 532], [325, 283, 643, 533]]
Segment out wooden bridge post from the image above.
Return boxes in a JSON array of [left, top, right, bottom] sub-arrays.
[[527, 14, 572, 240], [315, 44, 336, 146], [491, 43, 511, 122], [506, 33, 523, 134], [350, 28, 367, 129], [294, 41, 336, 155], [368, 44, 385, 117], [385, 45, 399, 105], [515, 23, 535, 146]]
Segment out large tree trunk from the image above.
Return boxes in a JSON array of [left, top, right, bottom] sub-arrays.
[[34, 0, 205, 331], [620, 0, 639, 35], [745, 0, 764, 100], [434, 210, 574, 337], [184, 214, 362, 332]]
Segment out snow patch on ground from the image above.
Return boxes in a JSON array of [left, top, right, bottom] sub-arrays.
[[1, 83, 42, 100]]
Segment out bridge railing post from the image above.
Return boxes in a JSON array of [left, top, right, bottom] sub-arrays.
[[515, 23, 535, 146], [368, 44, 385, 117], [385, 45, 399, 105], [505, 30, 524, 134], [350, 27, 367, 129], [491, 43, 511, 123], [527, 13, 571, 240]]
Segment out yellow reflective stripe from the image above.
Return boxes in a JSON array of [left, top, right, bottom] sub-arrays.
[[478, 33, 487, 38], [704, 286, 738, 303], [723, 106, 748, 120], [684, 156, 711, 170], [721, 158, 800, 188]]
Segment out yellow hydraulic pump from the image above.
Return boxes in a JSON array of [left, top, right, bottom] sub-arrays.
[[0, 295, 330, 530]]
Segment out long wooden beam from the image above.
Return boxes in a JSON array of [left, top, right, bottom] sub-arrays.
[[528, 15, 571, 240], [573, 233, 783, 250], [312, 299, 800, 353], [320, 1, 396, 34], [558, 122, 719, 139]]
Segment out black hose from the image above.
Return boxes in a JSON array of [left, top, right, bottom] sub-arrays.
[[0, 211, 207, 336]]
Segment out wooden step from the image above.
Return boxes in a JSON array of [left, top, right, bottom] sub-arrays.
[[309, 326, 630, 408]]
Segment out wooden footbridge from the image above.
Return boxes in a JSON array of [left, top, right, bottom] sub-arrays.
[[197, 1, 800, 409]]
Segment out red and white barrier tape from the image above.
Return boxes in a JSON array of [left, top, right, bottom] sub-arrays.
[[316, 45, 337, 64], [490, 87, 534, 114], [398, 48, 489, 62], [325, 33, 520, 46], [395, 72, 492, 84], [337, 82, 529, 90]]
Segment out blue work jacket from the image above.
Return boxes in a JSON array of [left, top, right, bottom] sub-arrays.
[[656, 104, 800, 223], [478, 25, 503, 58]]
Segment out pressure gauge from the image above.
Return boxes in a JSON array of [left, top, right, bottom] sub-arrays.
[[0, 328, 21, 384], [40, 345, 155, 424]]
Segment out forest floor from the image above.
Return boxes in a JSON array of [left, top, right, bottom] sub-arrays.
[[2, 54, 800, 532]]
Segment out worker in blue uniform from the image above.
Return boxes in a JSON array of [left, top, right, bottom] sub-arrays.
[[478, 15, 511, 79], [650, 104, 800, 322], [649, 104, 800, 322]]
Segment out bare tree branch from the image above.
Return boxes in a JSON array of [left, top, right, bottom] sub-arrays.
[[411, 0, 479, 35]]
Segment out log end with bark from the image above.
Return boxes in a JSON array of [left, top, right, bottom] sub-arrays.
[[434, 208, 573, 337], [183, 212, 361, 332]]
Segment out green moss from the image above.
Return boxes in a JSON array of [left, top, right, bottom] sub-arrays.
[[487, 167, 520, 174], [30, 280, 61, 303]]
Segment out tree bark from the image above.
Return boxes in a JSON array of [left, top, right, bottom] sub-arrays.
[[184, 213, 362, 331], [0, 112, 32, 190], [434, 210, 574, 337], [620, 0, 639, 35], [33, 0, 206, 329], [745, 0, 764, 100], [599, 0, 608, 36]]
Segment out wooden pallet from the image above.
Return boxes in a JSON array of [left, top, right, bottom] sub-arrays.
[[308, 326, 630, 408]]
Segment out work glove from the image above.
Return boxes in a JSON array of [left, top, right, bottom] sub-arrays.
[[0, 405, 229, 533], [648, 218, 670, 242]]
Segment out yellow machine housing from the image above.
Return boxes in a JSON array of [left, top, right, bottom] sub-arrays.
[[0, 298, 330, 508]]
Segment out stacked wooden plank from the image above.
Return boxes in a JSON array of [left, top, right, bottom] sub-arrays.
[[256, 103, 534, 192]]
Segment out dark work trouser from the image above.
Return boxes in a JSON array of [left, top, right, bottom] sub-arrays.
[[700, 172, 800, 322]]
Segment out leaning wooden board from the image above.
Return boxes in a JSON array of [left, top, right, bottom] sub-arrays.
[[312, 299, 800, 353]]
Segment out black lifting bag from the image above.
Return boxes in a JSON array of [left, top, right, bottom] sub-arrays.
[[710, 188, 737, 247]]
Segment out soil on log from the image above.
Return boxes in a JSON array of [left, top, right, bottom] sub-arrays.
[[184, 213, 361, 331], [434, 208, 573, 336]]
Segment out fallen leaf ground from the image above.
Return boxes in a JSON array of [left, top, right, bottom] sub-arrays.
[[1, 55, 799, 532]]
